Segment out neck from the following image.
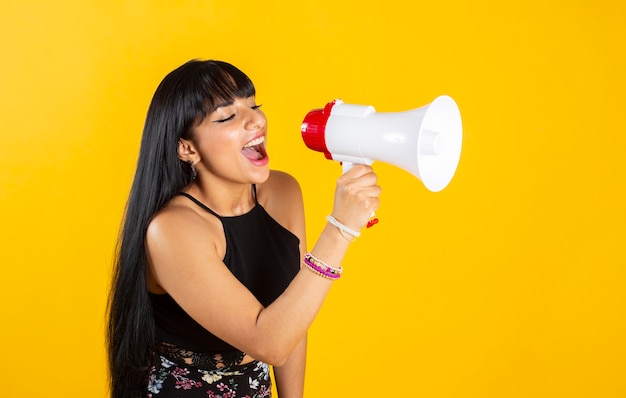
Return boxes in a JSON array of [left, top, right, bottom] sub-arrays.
[[186, 179, 255, 216]]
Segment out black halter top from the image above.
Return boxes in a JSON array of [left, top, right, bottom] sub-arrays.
[[150, 188, 300, 352]]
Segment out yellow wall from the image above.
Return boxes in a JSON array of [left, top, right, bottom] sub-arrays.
[[1, 1, 624, 396]]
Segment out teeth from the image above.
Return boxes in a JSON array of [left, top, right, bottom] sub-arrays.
[[244, 136, 265, 148]]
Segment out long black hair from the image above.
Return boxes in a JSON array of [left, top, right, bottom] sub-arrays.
[[107, 59, 256, 397]]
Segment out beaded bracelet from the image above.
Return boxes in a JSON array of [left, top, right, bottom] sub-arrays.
[[306, 252, 343, 276], [326, 215, 360, 242], [303, 252, 343, 280], [303, 258, 341, 280]]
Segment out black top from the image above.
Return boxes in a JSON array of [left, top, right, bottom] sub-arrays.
[[150, 190, 301, 352]]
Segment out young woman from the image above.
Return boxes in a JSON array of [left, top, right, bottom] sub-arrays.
[[107, 59, 381, 397]]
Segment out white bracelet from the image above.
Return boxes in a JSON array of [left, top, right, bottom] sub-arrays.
[[326, 215, 361, 241]]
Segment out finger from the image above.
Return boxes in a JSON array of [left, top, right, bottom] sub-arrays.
[[362, 185, 382, 199], [344, 171, 378, 189], [342, 163, 374, 178]]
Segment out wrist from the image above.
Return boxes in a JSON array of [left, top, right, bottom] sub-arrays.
[[309, 223, 351, 268], [326, 215, 360, 242]]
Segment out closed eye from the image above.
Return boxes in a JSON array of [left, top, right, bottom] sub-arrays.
[[213, 114, 235, 123], [213, 104, 262, 123]]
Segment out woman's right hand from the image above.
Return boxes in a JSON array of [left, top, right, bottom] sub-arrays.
[[330, 164, 382, 233]]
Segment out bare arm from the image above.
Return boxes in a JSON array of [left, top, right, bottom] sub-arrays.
[[146, 165, 380, 366], [273, 335, 307, 397]]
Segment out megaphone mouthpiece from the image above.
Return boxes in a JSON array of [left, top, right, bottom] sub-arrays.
[[301, 100, 339, 160]]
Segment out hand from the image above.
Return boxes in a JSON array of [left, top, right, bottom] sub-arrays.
[[331, 164, 381, 232]]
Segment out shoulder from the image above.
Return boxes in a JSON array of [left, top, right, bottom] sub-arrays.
[[145, 195, 227, 293], [146, 196, 225, 263], [147, 198, 198, 240]]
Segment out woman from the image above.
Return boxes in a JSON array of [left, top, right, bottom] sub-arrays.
[[107, 59, 381, 397]]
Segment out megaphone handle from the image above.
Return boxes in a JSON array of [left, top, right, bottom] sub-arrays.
[[341, 161, 353, 175], [340, 162, 379, 228]]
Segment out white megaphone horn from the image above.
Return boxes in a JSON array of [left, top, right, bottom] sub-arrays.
[[300, 95, 463, 192]]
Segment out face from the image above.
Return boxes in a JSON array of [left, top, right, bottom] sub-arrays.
[[182, 96, 270, 185]]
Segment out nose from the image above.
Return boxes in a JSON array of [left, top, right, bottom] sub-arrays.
[[244, 108, 266, 131]]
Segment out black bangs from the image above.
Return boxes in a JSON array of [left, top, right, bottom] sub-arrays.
[[149, 59, 256, 139], [200, 61, 256, 114]]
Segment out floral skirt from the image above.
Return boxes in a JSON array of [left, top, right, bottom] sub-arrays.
[[147, 354, 272, 397]]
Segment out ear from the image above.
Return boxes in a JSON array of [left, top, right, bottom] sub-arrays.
[[178, 138, 199, 164]]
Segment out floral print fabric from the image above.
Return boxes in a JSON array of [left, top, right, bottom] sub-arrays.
[[148, 355, 272, 398]]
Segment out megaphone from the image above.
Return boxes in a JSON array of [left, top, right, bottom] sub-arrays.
[[300, 95, 462, 192]]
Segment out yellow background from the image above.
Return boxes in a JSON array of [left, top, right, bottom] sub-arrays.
[[1, 0, 624, 396]]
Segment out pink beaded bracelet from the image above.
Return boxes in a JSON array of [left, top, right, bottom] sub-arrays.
[[303, 253, 343, 280], [306, 252, 343, 275]]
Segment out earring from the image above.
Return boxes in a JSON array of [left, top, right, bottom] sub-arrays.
[[188, 160, 197, 180]]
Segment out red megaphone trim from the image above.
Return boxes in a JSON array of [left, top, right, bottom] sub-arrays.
[[301, 100, 339, 160]]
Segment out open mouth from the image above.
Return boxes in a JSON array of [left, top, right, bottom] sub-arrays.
[[241, 135, 268, 161]]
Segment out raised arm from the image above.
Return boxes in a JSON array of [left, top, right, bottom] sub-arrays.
[[146, 164, 380, 366]]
